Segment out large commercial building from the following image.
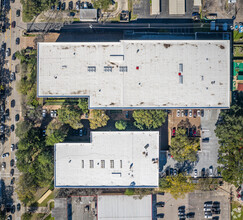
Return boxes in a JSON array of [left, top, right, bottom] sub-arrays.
[[37, 40, 230, 109], [54, 131, 159, 188]]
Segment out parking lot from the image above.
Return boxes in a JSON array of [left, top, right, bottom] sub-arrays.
[[153, 190, 230, 220]]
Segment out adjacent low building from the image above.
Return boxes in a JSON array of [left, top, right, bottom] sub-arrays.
[[54, 131, 159, 188], [37, 40, 230, 109]]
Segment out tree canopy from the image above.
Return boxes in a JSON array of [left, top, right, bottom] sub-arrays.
[[159, 174, 196, 199], [170, 128, 199, 162], [132, 110, 167, 130], [15, 120, 33, 138], [58, 106, 83, 129], [89, 110, 110, 129], [215, 104, 243, 187], [78, 98, 89, 114], [93, 0, 113, 11], [115, 120, 127, 130]]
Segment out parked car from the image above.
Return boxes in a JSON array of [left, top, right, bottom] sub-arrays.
[[61, 2, 66, 10], [1, 162, 6, 170], [10, 72, 15, 81], [204, 207, 212, 212], [10, 205, 15, 214], [10, 177, 15, 185], [79, 129, 83, 137], [155, 202, 165, 207], [189, 110, 192, 117], [83, 128, 87, 136], [193, 128, 196, 137], [181, 110, 184, 117], [10, 124, 14, 132], [42, 109, 46, 117], [10, 144, 14, 151], [16, 10, 20, 17], [17, 203, 21, 211], [186, 212, 195, 218], [76, 1, 80, 9], [10, 169, 14, 177], [201, 109, 204, 117], [209, 167, 213, 177], [213, 201, 220, 208], [69, 1, 73, 10], [194, 169, 197, 178], [15, 37, 20, 45], [69, 12, 75, 16], [204, 202, 213, 207], [6, 48, 11, 57], [202, 138, 209, 143], [173, 169, 177, 176], [2, 153, 9, 158], [11, 21, 16, 28], [178, 206, 185, 211], [5, 108, 9, 117], [0, 125, 5, 133], [51, 5, 55, 10], [11, 99, 15, 108], [15, 114, 19, 121], [184, 110, 188, 116], [10, 159, 14, 167], [193, 110, 197, 118], [177, 110, 180, 117], [57, 1, 61, 10], [43, 130, 46, 137], [172, 127, 176, 137], [197, 110, 201, 117], [7, 215, 12, 220], [1, 115, 5, 123], [156, 213, 164, 218], [12, 53, 16, 60], [204, 213, 212, 219]]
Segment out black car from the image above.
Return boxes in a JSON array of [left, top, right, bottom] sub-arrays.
[[69, 12, 75, 16], [5, 109, 9, 117], [7, 215, 12, 220], [186, 212, 195, 218], [11, 99, 15, 108], [0, 134, 5, 144], [69, 1, 73, 10], [10, 169, 14, 177], [57, 1, 61, 10], [10, 159, 14, 167], [16, 10, 20, 17], [17, 203, 21, 211], [16, 37, 20, 45], [11, 205, 15, 214], [51, 5, 55, 10], [156, 213, 164, 218], [11, 0, 15, 3], [10, 177, 15, 185], [61, 2, 66, 10], [15, 114, 19, 121], [10, 124, 14, 132], [1, 115, 5, 123], [12, 53, 16, 60], [213, 201, 220, 208], [11, 21, 16, 28], [178, 206, 185, 211]]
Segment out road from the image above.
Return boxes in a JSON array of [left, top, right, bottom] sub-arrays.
[[0, 0, 26, 219]]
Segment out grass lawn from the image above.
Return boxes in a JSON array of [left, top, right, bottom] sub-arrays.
[[234, 31, 243, 42], [231, 201, 243, 220], [234, 46, 243, 57], [44, 214, 54, 220], [38, 190, 55, 207], [31, 213, 45, 220]]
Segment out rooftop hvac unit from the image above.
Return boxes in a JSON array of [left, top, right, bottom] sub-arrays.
[[179, 75, 183, 84], [179, 63, 183, 72]]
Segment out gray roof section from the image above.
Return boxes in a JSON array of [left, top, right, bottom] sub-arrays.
[[80, 9, 97, 22], [54, 131, 159, 188], [37, 40, 230, 109], [52, 198, 67, 220], [98, 195, 152, 220]]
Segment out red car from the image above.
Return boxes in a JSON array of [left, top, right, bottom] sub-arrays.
[[11, 21, 16, 28], [193, 129, 196, 137], [172, 127, 176, 137]]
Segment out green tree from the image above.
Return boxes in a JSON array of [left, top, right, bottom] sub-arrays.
[[16, 173, 37, 205], [170, 128, 199, 162], [21, 212, 33, 220], [46, 130, 67, 146], [78, 98, 89, 114], [215, 104, 243, 187], [132, 110, 167, 130], [89, 110, 110, 129], [115, 120, 127, 130], [58, 106, 83, 129], [15, 120, 33, 138], [159, 174, 196, 199], [93, 0, 113, 11]]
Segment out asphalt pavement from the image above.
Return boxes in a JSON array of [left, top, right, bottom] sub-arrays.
[[0, 0, 26, 219]]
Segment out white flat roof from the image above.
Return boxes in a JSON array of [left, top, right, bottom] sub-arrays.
[[98, 195, 152, 220], [38, 40, 230, 109], [169, 0, 185, 15], [54, 131, 159, 188], [151, 0, 160, 15]]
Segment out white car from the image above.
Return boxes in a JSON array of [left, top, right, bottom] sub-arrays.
[[50, 110, 54, 117], [42, 109, 46, 117], [181, 110, 184, 117], [177, 110, 180, 117], [10, 144, 14, 151], [2, 153, 9, 158], [209, 167, 213, 177], [194, 169, 197, 178], [189, 110, 192, 117], [197, 110, 201, 117]]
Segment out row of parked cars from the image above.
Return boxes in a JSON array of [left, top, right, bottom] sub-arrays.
[[52, 1, 93, 11], [178, 206, 195, 219], [177, 109, 204, 118], [204, 201, 220, 219]]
